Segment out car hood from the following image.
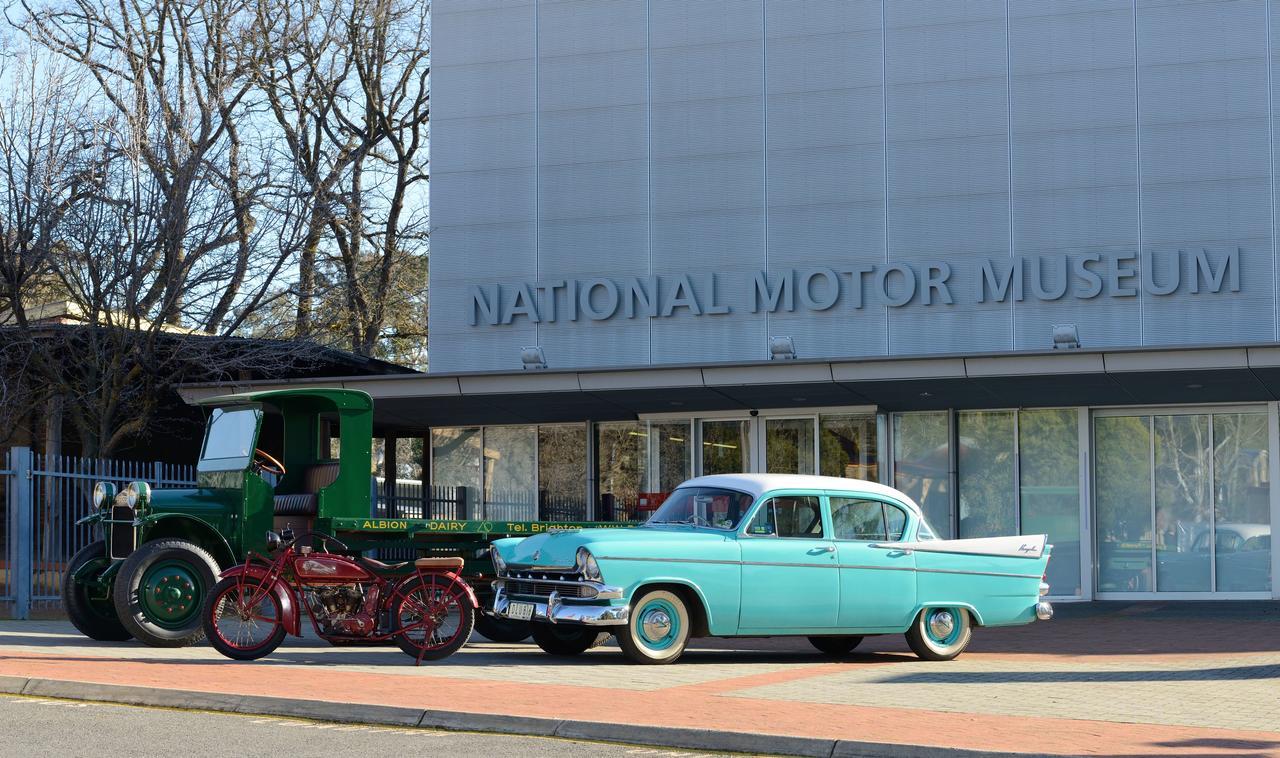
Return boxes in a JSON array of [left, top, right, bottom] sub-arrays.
[[497, 526, 730, 569]]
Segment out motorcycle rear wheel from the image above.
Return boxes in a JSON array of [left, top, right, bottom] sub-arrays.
[[203, 576, 286, 661], [393, 575, 475, 662]]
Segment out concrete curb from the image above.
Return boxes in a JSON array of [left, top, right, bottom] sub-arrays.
[[0, 675, 1054, 757]]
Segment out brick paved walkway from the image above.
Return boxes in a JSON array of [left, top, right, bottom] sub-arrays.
[[1, 602, 1278, 755]]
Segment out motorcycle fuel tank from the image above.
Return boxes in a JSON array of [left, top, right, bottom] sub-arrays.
[[293, 555, 371, 582]]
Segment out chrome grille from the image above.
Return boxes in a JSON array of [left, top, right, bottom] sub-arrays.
[[504, 570, 595, 599]]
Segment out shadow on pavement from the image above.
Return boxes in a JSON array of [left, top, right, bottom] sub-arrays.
[[877, 662, 1280, 684]]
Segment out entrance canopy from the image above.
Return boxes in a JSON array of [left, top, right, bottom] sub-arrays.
[[177, 344, 1280, 434]]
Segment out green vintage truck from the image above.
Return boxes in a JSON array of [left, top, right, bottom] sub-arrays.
[[64, 388, 628, 647]]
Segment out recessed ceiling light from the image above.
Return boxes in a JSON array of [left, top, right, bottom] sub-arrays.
[[792, 397, 807, 402], [919, 391, 933, 398], [669, 400, 684, 406], [1186, 383, 1203, 390]]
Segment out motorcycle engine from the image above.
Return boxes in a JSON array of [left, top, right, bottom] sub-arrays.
[[304, 584, 380, 637]]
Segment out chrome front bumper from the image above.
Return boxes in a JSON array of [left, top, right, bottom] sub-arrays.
[[491, 582, 630, 626]]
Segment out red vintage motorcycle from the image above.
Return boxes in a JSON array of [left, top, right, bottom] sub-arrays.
[[201, 530, 477, 664]]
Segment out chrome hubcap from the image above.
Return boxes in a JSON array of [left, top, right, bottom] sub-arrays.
[[928, 610, 954, 640], [641, 609, 671, 640]]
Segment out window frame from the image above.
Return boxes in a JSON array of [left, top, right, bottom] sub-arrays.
[[740, 491, 829, 540], [826, 492, 914, 544]]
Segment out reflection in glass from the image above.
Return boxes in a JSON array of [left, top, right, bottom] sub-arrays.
[[1019, 409, 1081, 596], [538, 425, 587, 520], [1213, 413, 1271, 592], [893, 412, 952, 538], [597, 421, 645, 519], [431, 427, 482, 517], [957, 411, 1016, 539], [701, 420, 751, 475], [1154, 415, 1211, 592], [483, 426, 537, 520], [648, 422, 691, 492], [1095, 416, 1152, 592], [765, 418, 815, 474], [819, 414, 878, 480]]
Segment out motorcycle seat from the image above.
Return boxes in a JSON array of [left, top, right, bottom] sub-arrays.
[[414, 557, 465, 571]]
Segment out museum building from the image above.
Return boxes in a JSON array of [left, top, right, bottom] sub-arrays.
[[185, 0, 1280, 601]]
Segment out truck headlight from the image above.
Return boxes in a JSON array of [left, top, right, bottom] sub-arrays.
[[490, 545, 507, 575], [577, 547, 601, 581], [125, 481, 151, 508], [92, 482, 117, 509]]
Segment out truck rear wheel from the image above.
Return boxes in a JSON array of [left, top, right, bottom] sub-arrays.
[[63, 541, 132, 641], [113, 539, 220, 647], [530, 623, 610, 656], [474, 616, 532, 643]]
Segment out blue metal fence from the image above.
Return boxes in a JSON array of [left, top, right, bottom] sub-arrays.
[[2, 447, 195, 619]]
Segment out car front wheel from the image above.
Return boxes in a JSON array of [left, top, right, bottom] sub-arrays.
[[530, 623, 610, 655], [905, 606, 972, 661], [616, 589, 690, 665], [808, 635, 863, 656]]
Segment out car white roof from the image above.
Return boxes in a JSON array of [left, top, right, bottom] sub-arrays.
[[677, 473, 923, 516]]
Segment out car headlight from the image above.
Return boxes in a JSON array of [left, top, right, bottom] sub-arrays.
[[92, 482, 117, 509], [490, 545, 507, 575], [125, 481, 151, 508], [577, 547, 601, 581]]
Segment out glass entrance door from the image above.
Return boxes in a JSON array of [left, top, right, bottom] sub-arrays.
[[1094, 409, 1271, 596]]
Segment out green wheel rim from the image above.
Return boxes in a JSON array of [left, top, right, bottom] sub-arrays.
[[139, 560, 203, 629], [924, 607, 963, 647], [635, 597, 681, 651]]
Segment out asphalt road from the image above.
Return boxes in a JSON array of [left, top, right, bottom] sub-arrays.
[[0, 695, 749, 758]]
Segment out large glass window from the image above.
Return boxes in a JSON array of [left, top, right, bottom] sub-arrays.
[[745, 496, 824, 538], [893, 412, 952, 537], [819, 414, 878, 481], [483, 426, 537, 520], [1095, 410, 1270, 594], [701, 419, 751, 475], [957, 411, 1016, 539], [431, 427, 482, 516], [538, 425, 587, 520], [1020, 409, 1082, 597], [597, 421, 645, 520], [765, 418, 815, 474], [650, 421, 691, 491]]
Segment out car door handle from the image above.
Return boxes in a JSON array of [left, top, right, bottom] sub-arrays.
[[810, 545, 836, 554]]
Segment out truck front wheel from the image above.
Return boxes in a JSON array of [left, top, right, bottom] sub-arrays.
[[113, 539, 220, 647], [63, 541, 132, 641]]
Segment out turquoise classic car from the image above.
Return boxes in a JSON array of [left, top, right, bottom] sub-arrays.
[[489, 474, 1053, 664]]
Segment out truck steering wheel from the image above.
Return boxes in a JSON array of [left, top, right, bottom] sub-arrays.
[[253, 448, 287, 476]]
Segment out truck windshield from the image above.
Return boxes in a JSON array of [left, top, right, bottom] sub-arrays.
[[198, 407, 262, 472], [643, 487, 755, 531]]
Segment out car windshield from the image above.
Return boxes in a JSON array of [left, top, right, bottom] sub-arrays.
[[644, 487, 755, 530], [198, 406, 262, 472]]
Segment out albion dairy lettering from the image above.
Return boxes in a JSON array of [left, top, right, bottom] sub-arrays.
[[466, 249, 1241, 326]]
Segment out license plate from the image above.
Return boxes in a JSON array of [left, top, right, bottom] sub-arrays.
[[507, 602, 535, 621]]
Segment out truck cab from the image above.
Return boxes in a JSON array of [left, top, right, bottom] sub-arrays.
[[64, 388, 375, 647]]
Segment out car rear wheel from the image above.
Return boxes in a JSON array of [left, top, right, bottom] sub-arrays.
[[616, 589, 690, 665], [63, 541, 132, 641], [807, 635, 863, 656], [530, 623, 610, 655], [905, 607, 972, 661], [113, 539, 220, 647]]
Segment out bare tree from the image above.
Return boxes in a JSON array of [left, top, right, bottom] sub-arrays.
[[256, 0, 429, 356]]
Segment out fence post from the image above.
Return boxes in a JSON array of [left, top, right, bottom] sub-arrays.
[[457, 487, 469, 520], [9, 447, 33, 620]]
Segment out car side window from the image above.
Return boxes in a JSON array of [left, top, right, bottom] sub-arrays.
[[746, 496, 824, 538], [831, 498, 909, 542]]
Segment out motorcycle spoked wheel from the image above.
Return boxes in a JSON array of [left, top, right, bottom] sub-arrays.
[[202, 575, 287, 661], [392, 575, 476, 662]]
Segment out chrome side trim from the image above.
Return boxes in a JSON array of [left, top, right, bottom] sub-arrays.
[[492, 578, 623, 601], [596, 554, 1042, 579]]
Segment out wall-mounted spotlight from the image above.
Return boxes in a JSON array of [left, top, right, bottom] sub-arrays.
[[1052, 324, 1080, 350], [769, 335, 796, 360], [520, 345, 547, 370]]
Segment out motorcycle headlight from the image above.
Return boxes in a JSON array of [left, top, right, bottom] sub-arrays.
[[490, 545, 507, 575], [92, 482, 117, 509], [577, 547, 601, 581], [125, 481, 151, 508]]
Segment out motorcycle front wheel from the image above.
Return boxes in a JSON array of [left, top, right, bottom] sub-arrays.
[[202, 576, 286, 661], [393, 575, 476, 662]]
